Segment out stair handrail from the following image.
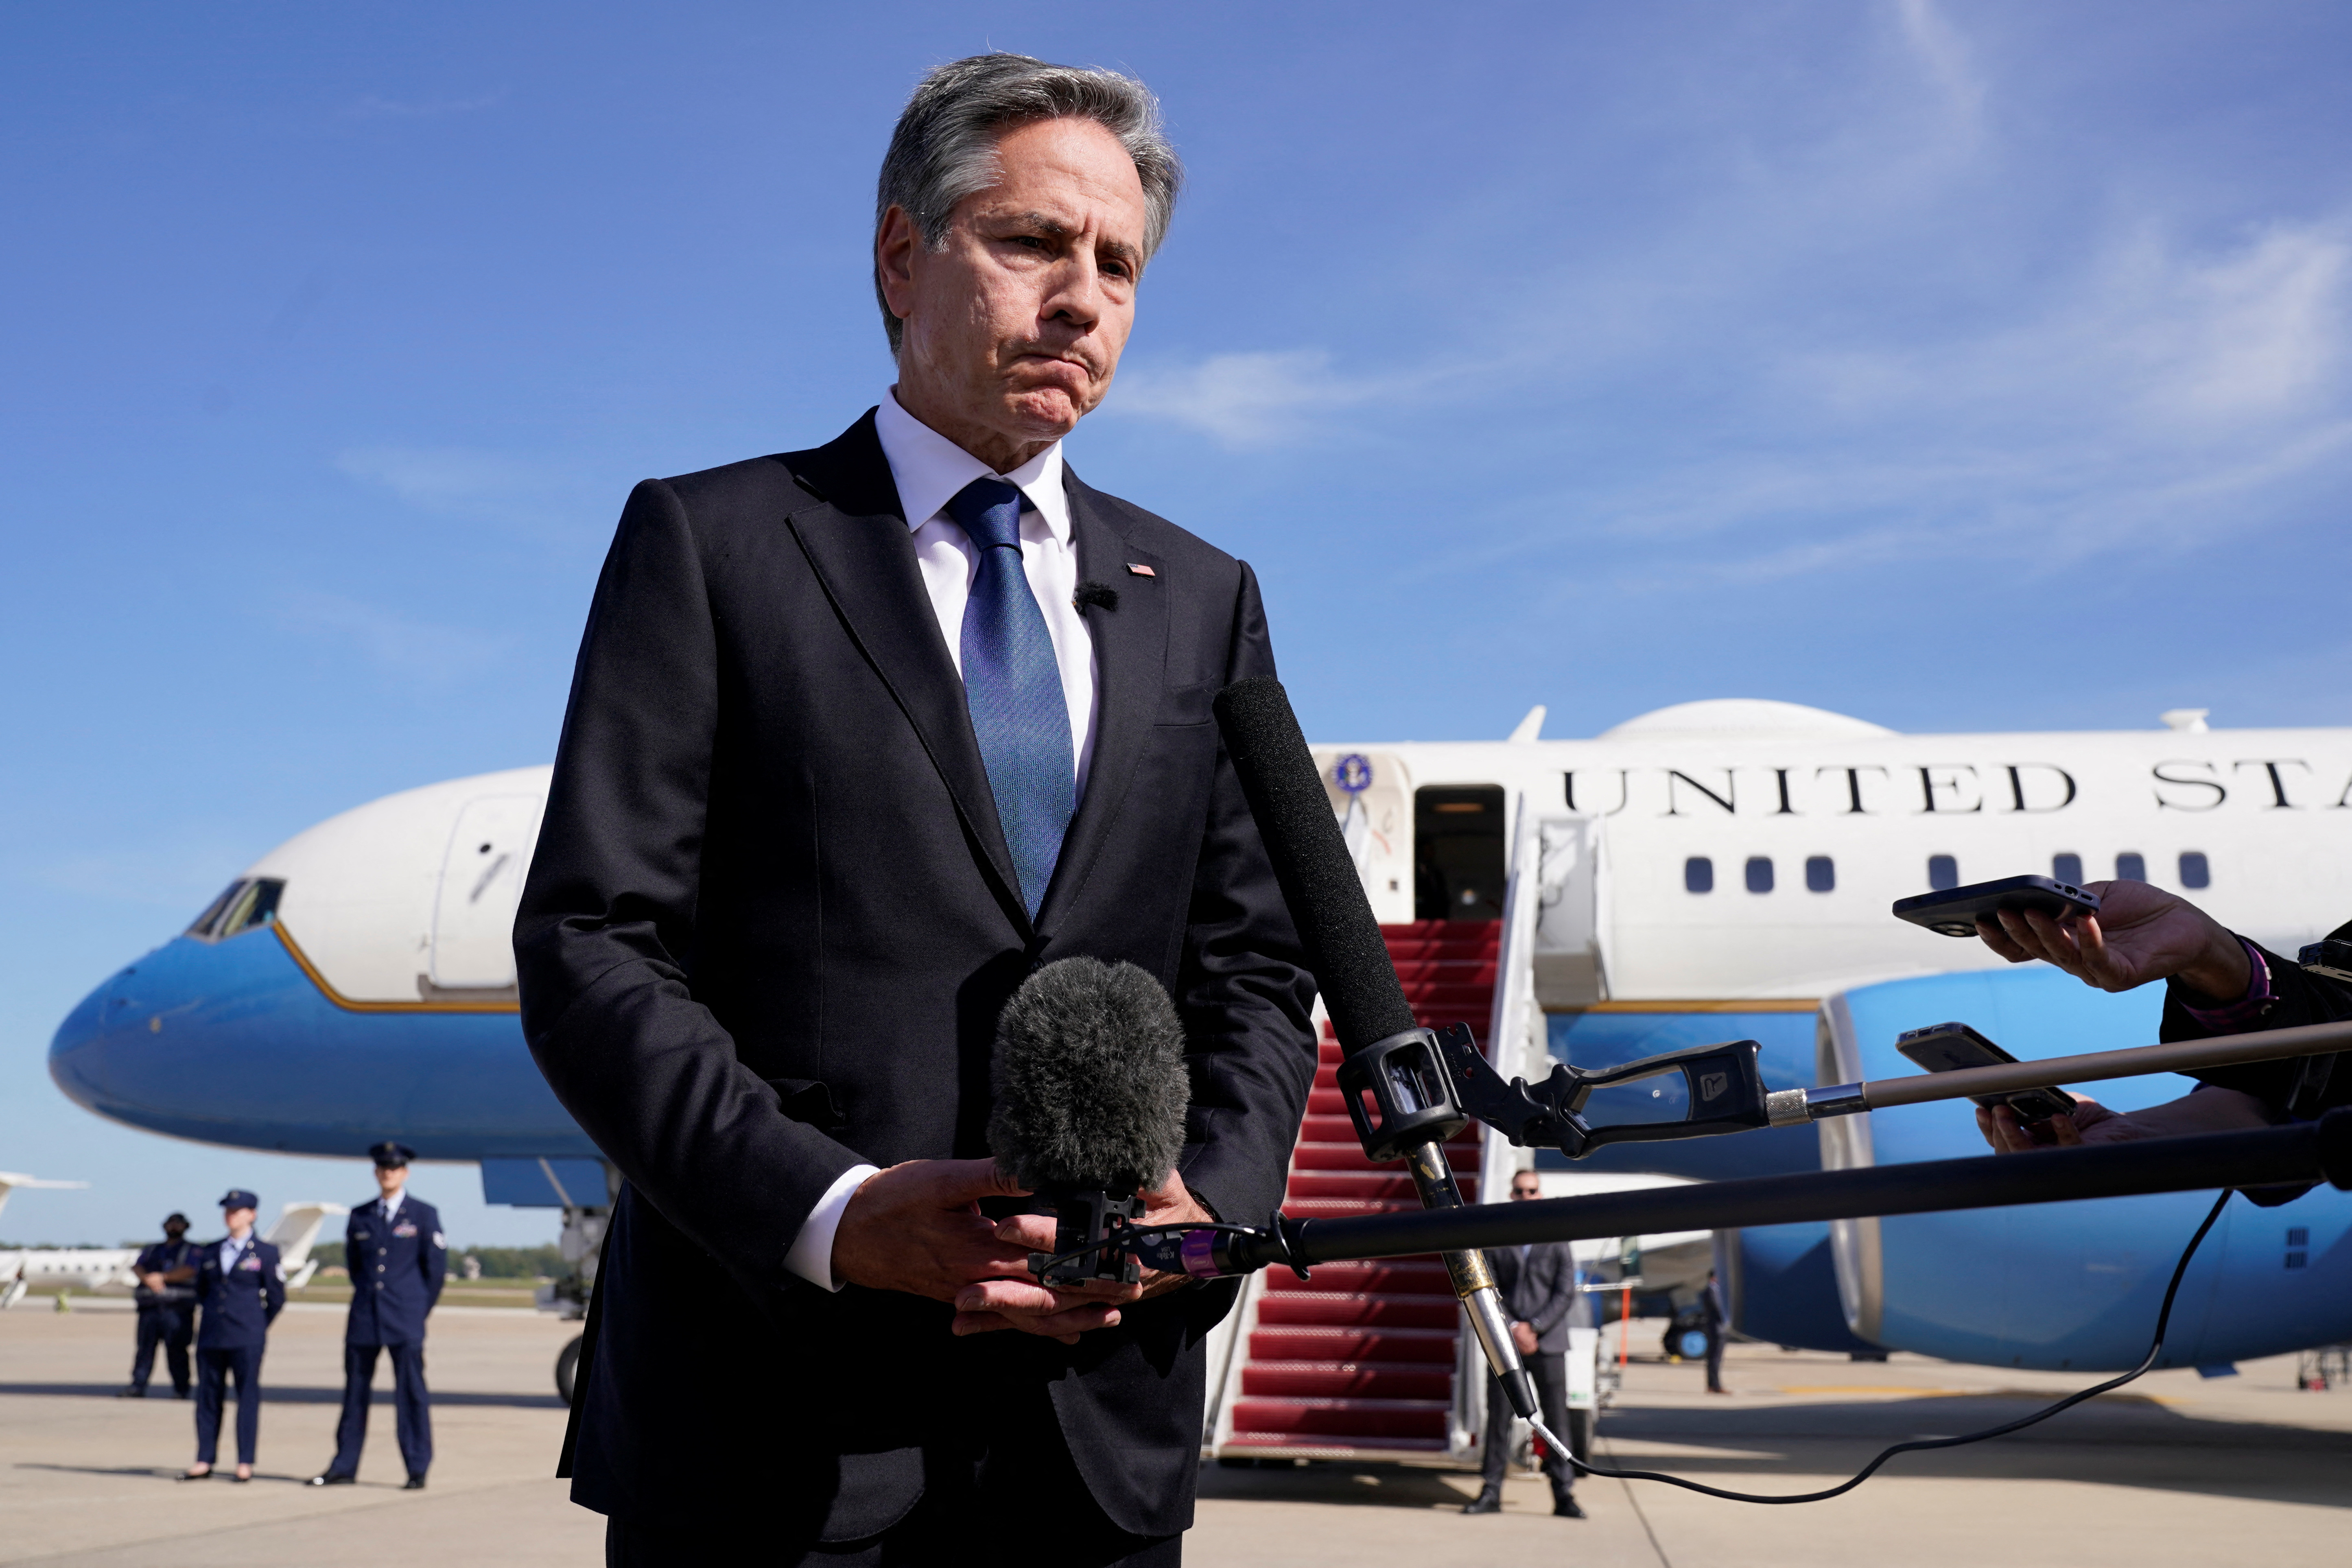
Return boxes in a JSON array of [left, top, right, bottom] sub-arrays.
[[1448, 793, 1548, 1456]]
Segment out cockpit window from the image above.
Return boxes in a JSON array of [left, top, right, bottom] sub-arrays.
[[186, 879, 285, 941]]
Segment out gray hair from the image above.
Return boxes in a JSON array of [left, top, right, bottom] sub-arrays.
[[873, 52, 1183, 354]]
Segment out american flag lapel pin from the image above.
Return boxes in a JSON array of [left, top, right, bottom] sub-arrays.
[[1126, 562, 1156, 577]]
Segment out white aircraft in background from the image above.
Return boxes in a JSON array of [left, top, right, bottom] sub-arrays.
[[46, 693, 2352, 1454], [0, 1172, 347, 1307]]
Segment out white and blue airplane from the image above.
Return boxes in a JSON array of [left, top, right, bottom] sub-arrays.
[[46, 697, 2352, 1382]]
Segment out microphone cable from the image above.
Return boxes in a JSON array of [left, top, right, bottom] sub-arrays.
[[1524, 1187, 2234, 1505]]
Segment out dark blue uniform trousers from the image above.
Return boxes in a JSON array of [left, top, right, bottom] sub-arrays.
[[131, 1305, 192, 1395], [332, 1343, 431, 1477], [194, 1345, 263, 1465]]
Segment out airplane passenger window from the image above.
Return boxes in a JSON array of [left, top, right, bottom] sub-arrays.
[[1928, 855, 1958, 891], [2116, 852, 2147, 882], [2052, 853, 2083, 886], [2179, 851, 2210, 889], [1685, 857, 1714, 894], [1805, 855, 1834, 892], [1745, 857, 1773, 893]]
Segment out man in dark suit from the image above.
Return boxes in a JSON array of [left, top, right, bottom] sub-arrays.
[[1465, 1170, 1589, 1519], [515, 52, 1315, 1567], [310, 1142, 447, 1490], [181, 1190, 284, 1483], [121, 1211, 198, 1399]]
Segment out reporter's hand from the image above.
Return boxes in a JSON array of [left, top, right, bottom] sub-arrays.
[[950, 1168, 1216, 1341], [1975, 1097, 2120, 1152], [1974, 880, 2248, 999], [830, 1159, 1126, 1344]]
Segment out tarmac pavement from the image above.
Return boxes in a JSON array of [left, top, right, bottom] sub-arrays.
[[3, 1303, 2347, 1564]]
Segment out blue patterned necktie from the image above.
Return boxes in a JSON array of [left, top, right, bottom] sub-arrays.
[[948, 478, 1074, 918]]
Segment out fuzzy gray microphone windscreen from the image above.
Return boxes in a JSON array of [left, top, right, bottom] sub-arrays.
[[989, 957, 1191, 1196]]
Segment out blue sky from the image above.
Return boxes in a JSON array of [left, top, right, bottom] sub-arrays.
[[4, 2, 2348, 1243]]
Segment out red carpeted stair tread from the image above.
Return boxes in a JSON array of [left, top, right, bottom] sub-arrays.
[[1215, 920, 1504, 1459]]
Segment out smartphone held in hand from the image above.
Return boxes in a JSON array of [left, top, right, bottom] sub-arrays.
[[1895, 1021, 2079, 1124], [1891, 874, 2100, 938]]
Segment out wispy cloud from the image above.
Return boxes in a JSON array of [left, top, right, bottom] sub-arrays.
[[335, 444, 601, 537], [1105, 349, 1434, 448], [1144, 6, 2352, 598], [1892, 0, 1986, 137], [280, 590, 514, 687], [345, 92, 503, 121]]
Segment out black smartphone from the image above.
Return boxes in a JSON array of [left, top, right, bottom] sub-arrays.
[[1891, 874, 2100, 938], [1894, 1021, 2078, 1123]]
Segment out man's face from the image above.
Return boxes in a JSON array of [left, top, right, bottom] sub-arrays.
[[376, 1163, 406, 1199], [163, 1219, 187, 1240], [1511, 1174, 1542, 1202], [880, 116, 1148, 461]]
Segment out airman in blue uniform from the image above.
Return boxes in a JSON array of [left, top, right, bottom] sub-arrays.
[[309, 1142, 446, 1490], [120, 1211, 199, 1399], [181, 1190, 284, 1482]]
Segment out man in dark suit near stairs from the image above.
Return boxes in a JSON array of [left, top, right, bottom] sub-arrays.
[[1465, 1170, 1589, 1518], [515, 52, 1316, 1567]]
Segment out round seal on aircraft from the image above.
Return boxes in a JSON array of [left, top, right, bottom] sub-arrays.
[[1331, 753, 1373, 795]]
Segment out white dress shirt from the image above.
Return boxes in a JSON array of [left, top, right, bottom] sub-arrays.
[[780, 390, 1099, 1293]]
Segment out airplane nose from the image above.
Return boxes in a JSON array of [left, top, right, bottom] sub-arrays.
[[48, 969, 126, 1109]]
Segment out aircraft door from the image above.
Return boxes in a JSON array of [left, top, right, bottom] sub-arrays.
[[1530, 814, 1607, 1008], [428, 795, 543, 994], [1414, 785, 1506, 921]]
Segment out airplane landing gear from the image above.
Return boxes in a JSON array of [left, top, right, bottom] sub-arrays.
[[556, 1334, 583, 1405]]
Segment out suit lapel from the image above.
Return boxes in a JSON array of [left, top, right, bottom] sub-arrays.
[[1038, 471, 1167, 931], [780, 414, 1029, 931]]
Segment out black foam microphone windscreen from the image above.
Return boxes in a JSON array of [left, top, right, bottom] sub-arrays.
[[989, 957, 1191, 1195], [1212, 676, 1418, 1053]]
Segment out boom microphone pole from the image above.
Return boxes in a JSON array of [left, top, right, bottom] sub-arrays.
[[1111, 1109, 2352, 1279], [1210, 677, 1542, 1424], [1764, 1018, 2352, 1126]]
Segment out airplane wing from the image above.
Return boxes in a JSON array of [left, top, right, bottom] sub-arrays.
[[264, 1201, 350, 1288]]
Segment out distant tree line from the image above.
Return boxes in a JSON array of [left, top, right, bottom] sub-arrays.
[[460, 1243, 568, 1279]]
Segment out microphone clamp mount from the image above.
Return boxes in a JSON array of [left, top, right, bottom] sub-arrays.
[[1430, 1025, 1777, 1159]]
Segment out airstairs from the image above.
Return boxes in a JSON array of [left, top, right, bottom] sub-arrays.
[[1206, 919, 1502, 1461]]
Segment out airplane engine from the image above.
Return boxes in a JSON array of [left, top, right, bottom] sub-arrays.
[[1822, 968, 2352, 1371]]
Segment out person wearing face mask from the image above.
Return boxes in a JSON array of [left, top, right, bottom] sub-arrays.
[[181, 1190, 284, 1483], [121, 1211, 199, 1400]]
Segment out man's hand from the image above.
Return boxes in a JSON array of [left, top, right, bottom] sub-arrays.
[[1977, 1087, 2275, 1153], [138, 1272, 165, 1293], [1511, 1320, 1539, 1356], [1975, 881, 2249, 999], [831, 1159, 1128, 1344], [1975, 1097, 2116, 1152], [950, 1168, 1217, 1342]]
